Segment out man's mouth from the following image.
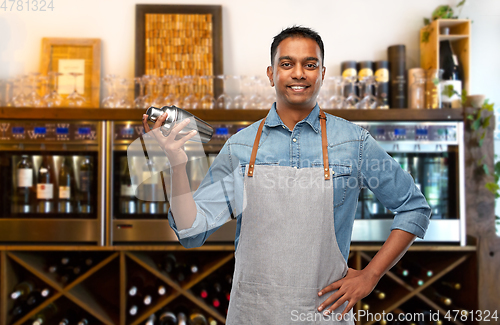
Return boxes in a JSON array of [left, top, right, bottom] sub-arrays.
[[288, 85, 309, 91]]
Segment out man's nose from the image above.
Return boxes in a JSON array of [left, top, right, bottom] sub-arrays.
[[291, 65, 305, 79]]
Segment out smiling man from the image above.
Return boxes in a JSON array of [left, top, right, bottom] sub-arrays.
[[144, 26, 431, 324]]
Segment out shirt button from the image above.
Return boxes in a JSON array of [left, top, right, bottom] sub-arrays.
[[282, 125, 286, 129], [292, 138, 297, 142]]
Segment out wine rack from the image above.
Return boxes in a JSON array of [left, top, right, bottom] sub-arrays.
[[0, 246, 477, 325]]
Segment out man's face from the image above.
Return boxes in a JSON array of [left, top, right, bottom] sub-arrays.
[[267, 36, 326, 112]]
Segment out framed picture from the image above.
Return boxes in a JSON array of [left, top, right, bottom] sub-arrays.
[[40, 38, 101, 108], [135, 4, 223, 99]]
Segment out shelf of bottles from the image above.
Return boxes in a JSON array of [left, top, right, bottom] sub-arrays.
[[0, 248, 477, 325], [355, 250, 478, 325]]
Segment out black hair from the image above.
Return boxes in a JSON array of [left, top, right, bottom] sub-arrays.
[[270, 26, 325, 66]]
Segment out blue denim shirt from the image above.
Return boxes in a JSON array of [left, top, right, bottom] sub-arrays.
[[168, 103, 431, 261]]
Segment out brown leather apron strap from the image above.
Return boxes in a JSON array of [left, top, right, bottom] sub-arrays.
[[319, 110, 330, 180], [248, 111, 330, 180], [247, 118, 266, 177]]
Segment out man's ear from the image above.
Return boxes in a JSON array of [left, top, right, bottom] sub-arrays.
[[267, 66, 274, 87], [321, 66, 326, 85]]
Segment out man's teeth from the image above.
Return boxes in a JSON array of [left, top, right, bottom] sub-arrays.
[[290, 86, 306, 90]]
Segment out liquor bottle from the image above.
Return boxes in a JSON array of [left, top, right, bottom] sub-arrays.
[[16, 155, 35, 213], [357, 61, 374, 82], [119, 157, 137, 214], [37, 155, 56, 213], [441, 280, 461, 290], [159, 310, 177, 325], [139, 158, 161, 214], [388, 45, 407, 108], [32, 303, 58, 325], [78, 157, 93, 213], [439, 40, 463, 109], [10, 280, 34, 300], [374, 61, 390, 108], [58, 156, 75, 213], [341, 61, 358, 98]]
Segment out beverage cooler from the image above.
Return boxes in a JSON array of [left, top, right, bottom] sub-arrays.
[[0, 120, 105, 244], [352, 121, 466, 245], [110, 121, 242, 244]]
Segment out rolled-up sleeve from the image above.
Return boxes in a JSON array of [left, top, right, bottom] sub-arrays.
[[359, 131, 431, 238], [168, 142, 237, 248]]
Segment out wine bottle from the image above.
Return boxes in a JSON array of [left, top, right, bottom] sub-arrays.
[[177, 311, 188, 325], [32, 303, 58, 325], [26, 288, 51, 306], [388, 45, 407, 108], [441, 280, 461, 290], [58, 156, 75, 213], [405, 260, 433, 278], [207, 316, 218, 325], [78, 157, 93, 213], [186, 256, 200, 274], [357, 61, 374, 82], [142, 285, 156, 305], [158, 284, 168, 296], [373, 289, 385, 300], [77, 318, 89, 325], [439, 40, 463, 109], [10, 280, 34, 300], [120, 157, 137, 214], [158, 253, 177, 274], [128, 303, 139, 316], [393, 264, 409, 277], [410, 275, 425, 287], [159, 310, 177, 325], [341, 61, 358, 98], [128, 274, 146, 297], [189, 311, 208, 325], [16, 155, 35, 213], [145, 314, 157, 325], [430, 289, 452, 306], [10, 303, 25, 317], [198, 283, 209, 300], [37, 155, 56, 213]]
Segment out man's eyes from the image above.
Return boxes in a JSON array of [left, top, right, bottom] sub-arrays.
[[279, 62, 318, 68], [306, 63, 318, 69]]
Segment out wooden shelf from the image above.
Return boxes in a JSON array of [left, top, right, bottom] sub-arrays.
[[439, 34, 469, 41], [0, 107, 464, 122]]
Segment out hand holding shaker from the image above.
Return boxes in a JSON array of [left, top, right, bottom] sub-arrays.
[[145, 105, 214, 143]]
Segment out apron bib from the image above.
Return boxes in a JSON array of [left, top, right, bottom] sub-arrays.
[[226, 111, 353, 324]]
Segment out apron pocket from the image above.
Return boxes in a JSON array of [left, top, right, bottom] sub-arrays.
[[229, 281, 320, 325]]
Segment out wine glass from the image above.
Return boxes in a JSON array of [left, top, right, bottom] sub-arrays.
[[182, 75, 198, 109], [244, 76, 264, 109], [342, 76, 360, 109], [232, 75, 247, 109], [43, 72, 64, 107], [151, 76, 166, 107], [116, 78, 133, 108], [102, 75, 117, 108], [194, 75, 215, 109], [66, 72, 86, 107], [358, 76, 378, 109], [215, 75, 233, 109], [9, 76, 28, 107], [24, 73, 44, 107], [134, 76, 148, 109], [327, 76, 344, 109]]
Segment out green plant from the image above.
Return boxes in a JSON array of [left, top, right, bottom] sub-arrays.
[[421, 0, 467, 43]]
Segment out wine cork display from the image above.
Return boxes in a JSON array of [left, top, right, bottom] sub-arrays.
[[144, 13, 214, 99]]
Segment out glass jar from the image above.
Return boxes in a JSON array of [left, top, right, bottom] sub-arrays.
[[425, 69, 443, 109], [410, 77, 426, 109]]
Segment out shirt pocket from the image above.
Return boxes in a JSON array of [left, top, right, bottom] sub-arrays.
[[313, 163, 353, 208], [238, 161, 280, 177]]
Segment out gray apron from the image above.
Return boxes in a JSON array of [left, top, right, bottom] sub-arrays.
[[226, 111, 353, 324]]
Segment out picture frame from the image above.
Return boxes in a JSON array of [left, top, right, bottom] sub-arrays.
[[135, 4, 223, 99], [40, 37, 101, 108]]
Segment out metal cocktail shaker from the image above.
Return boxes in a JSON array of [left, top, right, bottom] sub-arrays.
[[145, 105, 214, 143]]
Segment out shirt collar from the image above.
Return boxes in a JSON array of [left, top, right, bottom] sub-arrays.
[[264, 103, 321, 133]]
